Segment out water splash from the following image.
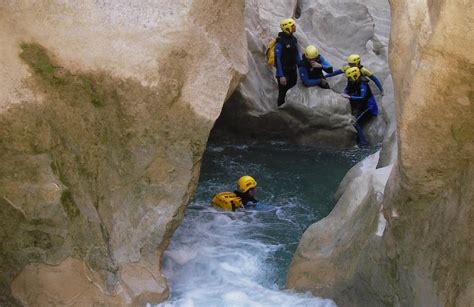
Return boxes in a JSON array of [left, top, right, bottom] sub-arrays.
[[159, 142, 375, 306]]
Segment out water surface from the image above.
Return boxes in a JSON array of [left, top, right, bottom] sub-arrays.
[[159, 142, 374, 306]]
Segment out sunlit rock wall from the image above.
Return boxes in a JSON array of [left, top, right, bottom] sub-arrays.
[[212, 0, 391, 146], [287, 1, 473, 306], [0, 1, 247, 305]]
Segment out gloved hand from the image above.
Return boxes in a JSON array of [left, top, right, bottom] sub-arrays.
[[320, 79, 330, 89], [341, 93, 350, 99], [311, 61, 322, 69], [279, 76, 287, 86]]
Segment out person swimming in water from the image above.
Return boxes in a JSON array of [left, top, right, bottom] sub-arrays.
[[234, 175, 258, 208], [211, 176, 259, 211]]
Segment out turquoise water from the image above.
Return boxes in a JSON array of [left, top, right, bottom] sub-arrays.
[[159, 142, 374, 306]]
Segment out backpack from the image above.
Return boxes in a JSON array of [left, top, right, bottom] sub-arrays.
[[265, 38, 277, 66]]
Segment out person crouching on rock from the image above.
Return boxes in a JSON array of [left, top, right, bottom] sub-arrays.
[[298, 45, 333, 89], [275, 18, 302, 107], [234, 175, 259, 208], [340, 67, 379, 146], [326, 54, 384, 96]]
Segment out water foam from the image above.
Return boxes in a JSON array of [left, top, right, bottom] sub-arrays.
[[159, 199, 336, 307], [158, 142, 375, 306]]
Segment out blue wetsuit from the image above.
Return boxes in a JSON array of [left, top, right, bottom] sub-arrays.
[[344, 78, 379, 145], [326, 65, 384, 93], [298, 54, 333, 88]]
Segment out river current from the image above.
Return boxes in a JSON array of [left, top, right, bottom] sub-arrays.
[[158, 142, 374, 307]]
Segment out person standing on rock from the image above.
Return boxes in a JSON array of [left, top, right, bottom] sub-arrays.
[[326, 54, 384, 96], [298, 45, 333, 89], [274, 18, 302, 106], [340, 67, 379, 146]]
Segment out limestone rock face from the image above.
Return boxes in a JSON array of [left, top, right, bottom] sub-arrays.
[[288, 153, 393, 306], [212, 0, 391, 146], [287, 1, 474, 306], [382, 1, 474, 305], [0, 1, 247, 305]]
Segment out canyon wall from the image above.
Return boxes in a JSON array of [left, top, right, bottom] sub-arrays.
[[287, 1, 474, 306], [0, 1, 247, 305], [2, 0, 472, 306]]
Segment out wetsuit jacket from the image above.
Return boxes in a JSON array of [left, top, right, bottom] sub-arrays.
[[234, 190, 258, 207], [344, 77, 379, 116], [274, 32, 301, 78], [326, 65, 384, 92], [298, 54, 333, 87]]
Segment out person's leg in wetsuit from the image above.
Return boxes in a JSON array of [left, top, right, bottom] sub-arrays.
[[277, 68, 297, 106], [353, 108, 374, 146]]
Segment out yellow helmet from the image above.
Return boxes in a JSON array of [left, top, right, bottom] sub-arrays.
[[347, 54, 361, 67], [237, 176, 257, 193], [280, 18, 296, 34], [305, 45, 319, 59], [345, 67, 361, 81]]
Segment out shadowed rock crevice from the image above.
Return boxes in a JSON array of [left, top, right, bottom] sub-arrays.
[[211, 90, 356, 147]]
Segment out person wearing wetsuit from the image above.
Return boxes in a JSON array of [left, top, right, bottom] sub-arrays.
[[274, 18, 302, 106], [341, 67, 379, 146], [235, 175, 258, 208], [326, 54, 384, 95], [298, 45, 333, 89]]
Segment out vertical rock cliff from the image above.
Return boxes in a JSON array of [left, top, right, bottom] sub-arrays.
[[287, 1, 473, 306], [0, 1, 247, 305], [383, 0, 474, 305]]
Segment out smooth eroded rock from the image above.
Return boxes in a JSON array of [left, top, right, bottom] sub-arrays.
[[0, 1, 247, 305], [287, 1, 474, 306]]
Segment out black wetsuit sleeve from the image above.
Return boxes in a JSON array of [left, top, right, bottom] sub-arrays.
[[234, 191, 258, 206], [244, 198, 258, 208]]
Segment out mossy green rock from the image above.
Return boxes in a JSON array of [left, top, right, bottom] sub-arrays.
[[0, 1, 247, 305]]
